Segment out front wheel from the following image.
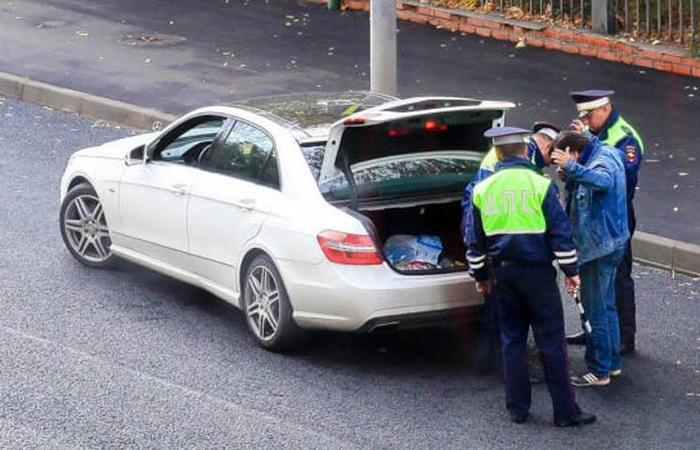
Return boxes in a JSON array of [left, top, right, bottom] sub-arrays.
[[243, 255, 304, 351], [59, 183, 115, 269]]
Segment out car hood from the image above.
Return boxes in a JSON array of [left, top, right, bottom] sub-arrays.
[[74, 132, 158, 160]]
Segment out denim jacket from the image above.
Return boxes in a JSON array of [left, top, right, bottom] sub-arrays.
[[563, 140, 629, 264]]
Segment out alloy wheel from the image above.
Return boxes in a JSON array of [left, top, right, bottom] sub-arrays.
[[63, 194, 112, 263], [246, 265, 281, 342]]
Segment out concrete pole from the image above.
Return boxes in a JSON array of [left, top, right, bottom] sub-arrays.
[[591, 0, 617, 35], [370, 0, 397, 95]]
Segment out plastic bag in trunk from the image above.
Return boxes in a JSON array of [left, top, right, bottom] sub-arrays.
[[384, 235, 443, 270]]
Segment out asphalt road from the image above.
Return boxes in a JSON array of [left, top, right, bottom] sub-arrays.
[[0, 97, 699, 449], [0, 0, 699, 244]]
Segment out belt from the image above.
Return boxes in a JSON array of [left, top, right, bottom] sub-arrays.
[[499, 260, 553, 267]]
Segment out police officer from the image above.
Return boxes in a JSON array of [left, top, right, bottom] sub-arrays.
[[567, 90, 643, 355], [466, 126, 595, 427], [461, 122, 560, 373]]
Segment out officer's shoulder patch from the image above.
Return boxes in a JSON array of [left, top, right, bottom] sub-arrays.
[[625, 145, 637, 163]]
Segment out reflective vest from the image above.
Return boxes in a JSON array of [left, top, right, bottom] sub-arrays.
[[601, 116, 645, 154], [472, 168, 551, 236]]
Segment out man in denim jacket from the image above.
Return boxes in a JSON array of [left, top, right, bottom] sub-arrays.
[[551, 131, 629, 387]]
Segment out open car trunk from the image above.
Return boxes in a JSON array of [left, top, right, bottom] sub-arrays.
[[357, 200, 467, 274], [305, 97, 516, 274]]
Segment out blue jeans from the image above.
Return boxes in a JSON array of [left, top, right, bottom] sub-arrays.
[[580, 248, 625, 377]]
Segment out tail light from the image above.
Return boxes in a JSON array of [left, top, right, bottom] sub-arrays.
[[317, 231, 383, 265]]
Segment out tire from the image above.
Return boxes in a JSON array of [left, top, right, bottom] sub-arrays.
[[242, 255, 304, 351], [59, 183, 115, 269]]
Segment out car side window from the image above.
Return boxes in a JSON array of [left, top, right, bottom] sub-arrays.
[[154, 117, 226, 164], [199, 120, 279, 188]]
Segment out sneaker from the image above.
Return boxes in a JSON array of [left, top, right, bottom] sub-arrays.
[[571, 372, 610, 387], [610, 369, 622, 377], [566, 331, 587, 346], [554, 411, 597, 427]]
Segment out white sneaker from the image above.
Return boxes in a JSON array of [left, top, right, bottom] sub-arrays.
[[571, 372, 610, 387]]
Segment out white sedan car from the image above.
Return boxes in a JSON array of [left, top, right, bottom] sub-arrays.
[[59, 93, 515, 350]]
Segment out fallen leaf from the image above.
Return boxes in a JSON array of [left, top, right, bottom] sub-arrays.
[[144, 58, 151, 63], [679, 172, 689, 176], [652, 39, 661, 45], [76, 31, 90, 37]]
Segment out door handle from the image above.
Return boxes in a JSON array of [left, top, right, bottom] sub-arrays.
[[169, 184, 188, 196], [232, 198, 256, 211]]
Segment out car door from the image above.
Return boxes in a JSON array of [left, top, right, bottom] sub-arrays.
[[187, 119, 282, 291], [118, 115, 229, 268]]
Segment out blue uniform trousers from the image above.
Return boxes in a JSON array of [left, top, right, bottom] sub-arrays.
[[615, 202, 636, 345], [494, 263, 581, 421]]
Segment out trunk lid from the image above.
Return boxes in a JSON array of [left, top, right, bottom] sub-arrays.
[[318, 97, 515, 207]]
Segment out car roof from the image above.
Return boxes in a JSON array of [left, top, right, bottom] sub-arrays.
[[232, 91, 398, 141]]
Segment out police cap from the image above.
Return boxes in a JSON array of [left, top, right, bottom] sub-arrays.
[[484, 126, 530, 146], [570, 89, 615, 118], [532, 121, 560, 141]]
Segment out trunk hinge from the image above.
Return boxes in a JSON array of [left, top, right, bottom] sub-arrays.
[[340, 153, 359, 211]]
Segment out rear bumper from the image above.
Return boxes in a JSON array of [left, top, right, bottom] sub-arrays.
[[357, 306, 484, 333], [276, 258, 483, 332]]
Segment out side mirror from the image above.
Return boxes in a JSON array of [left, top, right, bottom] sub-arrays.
[[124, 146, 145, 166]]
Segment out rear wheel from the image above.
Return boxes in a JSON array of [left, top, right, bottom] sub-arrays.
[[243, 255, 303, 350], [59, 183, 115, 269]]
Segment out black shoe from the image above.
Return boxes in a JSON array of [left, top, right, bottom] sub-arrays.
[[566, 331, 587, 346], [620, 341, 636, 356], [510, 413, 529, 424], [554, 411, 597, 427]]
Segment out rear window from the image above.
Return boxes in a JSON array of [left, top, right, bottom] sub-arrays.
[[318, 153, 482, 201], [299, 109, 500, 202]]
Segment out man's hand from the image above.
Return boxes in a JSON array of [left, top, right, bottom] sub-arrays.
[[564, 275, 581, 295], [476, 280, 492, 295], [570, 119, 586, 133], [551, 146, 575, 169]]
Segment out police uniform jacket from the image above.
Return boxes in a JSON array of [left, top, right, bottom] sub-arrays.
[[465, 157, 579, 282]]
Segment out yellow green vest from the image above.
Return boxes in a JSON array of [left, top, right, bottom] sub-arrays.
[[473, 168, 551, 236], [602, 116, 645, 154]]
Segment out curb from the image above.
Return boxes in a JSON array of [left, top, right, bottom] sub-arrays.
[[1, 70, 698, 277], [633, 232, 700, 277], [314, 0, 700, 79], [0, 72, 176, 131]]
